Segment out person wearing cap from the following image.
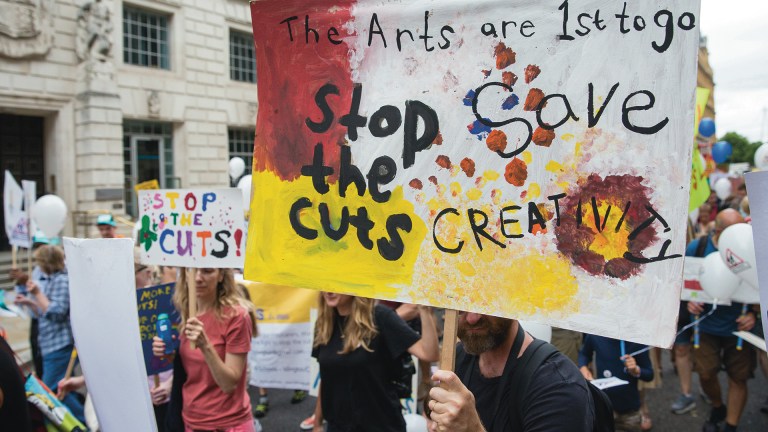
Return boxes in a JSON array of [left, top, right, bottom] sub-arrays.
[[96, 214, 122, 238]]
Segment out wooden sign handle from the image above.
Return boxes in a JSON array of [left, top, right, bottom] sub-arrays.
[[64, 348, 78, 380], [11, 245, 17, 268], [186, 268, 197, 349], [440, 309, 459, 371]]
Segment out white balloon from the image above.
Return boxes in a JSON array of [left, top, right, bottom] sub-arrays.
[[237, 174, 252, 207], [228, 157, 246, 181], [755, 144, 768, 170], [698, 252, 741, 301], [717, 223, 758, 289], [404, 413, 428, 432], [31, 195, 68, 239], [713, 177, 732, 200], [518, 320, 552, 343], [730, 280, 760, 304]]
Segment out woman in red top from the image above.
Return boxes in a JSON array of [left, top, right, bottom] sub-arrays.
[[153, 268, 256, 432]]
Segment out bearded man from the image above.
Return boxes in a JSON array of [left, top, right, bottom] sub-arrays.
[[427, 314, 594, 431]]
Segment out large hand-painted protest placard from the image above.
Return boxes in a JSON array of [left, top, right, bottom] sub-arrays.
[[245, 0, 700, 346], [136, 282, 180, 375], [240, 279, 317, 390], [138, 189, 245, 268]]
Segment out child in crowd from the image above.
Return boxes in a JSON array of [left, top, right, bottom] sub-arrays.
[[578, 334, 654, 432]]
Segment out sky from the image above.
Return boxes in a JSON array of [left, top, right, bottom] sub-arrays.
[[700, 0, 767, 143]]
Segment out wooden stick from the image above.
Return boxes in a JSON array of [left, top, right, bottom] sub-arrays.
[[11, 245, 17, 268], [186, 268, 197, 349], [440, 309, 459, 371], [27, 246, 32, 275], [64, 348, 78, 380], [153, 374, 160, 389]]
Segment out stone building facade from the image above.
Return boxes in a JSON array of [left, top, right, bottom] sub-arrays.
[[0, 0, 257, 244]]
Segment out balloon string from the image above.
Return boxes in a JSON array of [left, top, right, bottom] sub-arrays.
[[625, 303, 718, 358]]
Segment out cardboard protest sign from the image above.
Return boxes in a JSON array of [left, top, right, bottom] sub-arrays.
[[241, 279, 317, 390], [689, 87, 711, 211], [136, 282, 180, 375], [745, 171, 768, 348], [134, 179, 160, 192], [63, 238, 157, 432], [4, 170, 30, 248], [137, 189, 246, 268], [245, 0, 700, 346]]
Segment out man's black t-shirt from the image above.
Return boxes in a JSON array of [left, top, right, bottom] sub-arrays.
[[312, 305, 420, 432], [462, 343, 594, 432]]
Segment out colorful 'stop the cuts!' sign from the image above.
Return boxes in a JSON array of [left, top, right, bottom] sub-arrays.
[[138, 189, 245, 268], [245, 0, 700, 347]]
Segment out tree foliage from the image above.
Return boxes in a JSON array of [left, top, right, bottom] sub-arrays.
[[720, 131, 762, 164]]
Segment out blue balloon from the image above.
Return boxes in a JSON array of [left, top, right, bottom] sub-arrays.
[[699, 117, 716, 138], [711, 141, 732, 164]]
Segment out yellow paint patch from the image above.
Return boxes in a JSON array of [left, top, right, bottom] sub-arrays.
[[521, 151, 533, 164], [483, 170, 500, 181], [244, 170, 427, 299], [581, 201, 632, 261], [457, 262, 476, 277], [575, 142, 583, 157], [466, 188, 483, 201], [527, 183, 541, 200], [561, 133, 575, 141], [545, 160, 563, 173], [450, 182, 462, 196]]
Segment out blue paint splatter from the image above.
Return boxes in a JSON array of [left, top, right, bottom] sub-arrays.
[[462, 90, 476, 106], [467, 118, 492, 140], [502, 94, 519, 110]]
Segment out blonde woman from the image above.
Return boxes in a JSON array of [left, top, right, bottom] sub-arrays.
[[153, 268, 257, 432], [311, 293, 439, 432]]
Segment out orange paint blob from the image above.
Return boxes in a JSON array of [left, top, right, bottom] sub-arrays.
[[532, 127, 556, 147], [409, 179, 423, 190], [486, 130, 508, 153], [524, 64, 541, 83], [432, 131, 443, 145], [502, 71, 518, 87], [524, 88, 545, 111], [436, 155, 452, 169], [494, 42, 516, 70], [460, 158, 476, 177], [504, 158, 528, 186]]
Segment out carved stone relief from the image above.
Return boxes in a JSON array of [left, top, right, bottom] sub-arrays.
[[0, 0, 55, 58]]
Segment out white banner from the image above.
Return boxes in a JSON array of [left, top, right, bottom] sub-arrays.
[[4, 170, 28, 247], [63, 238, 157, 432], [745, 172, 768, 349]]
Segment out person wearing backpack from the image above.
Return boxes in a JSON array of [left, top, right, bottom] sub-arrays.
[[426, 312, 601, 431], [578, 335, 653, 431]]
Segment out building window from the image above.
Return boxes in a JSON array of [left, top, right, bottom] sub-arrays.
[[123, 6, 170, 69], [228, 127, 254, 182], [230, 30, 256, 83], [123, 121, 174, 217]]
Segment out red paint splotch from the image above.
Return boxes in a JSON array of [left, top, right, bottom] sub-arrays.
[[502, 71, 518, 88], [524, 88, 546, 111], [460, 158, 476, 177], [250, 1, 354, 180], [553, 174, 658, 280], [524, 65, 541, 83], [494, 42, 516, 70], [486, 130, 507, 153], [432, 131, 443, 145], [428, 176, 438, 185], [409, 179, 423, 190], [504, 158, 527, 186], [482, 69, 492, 78], [436, 155, 452, 169], [532, 127, 556, 147]]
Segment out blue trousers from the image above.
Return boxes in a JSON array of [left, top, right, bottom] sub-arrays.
[[42, 345, 86, 424]]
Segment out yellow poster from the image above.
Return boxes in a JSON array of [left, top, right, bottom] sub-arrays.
[[134, 179, 160, 192], [690, 87, 711, 211]]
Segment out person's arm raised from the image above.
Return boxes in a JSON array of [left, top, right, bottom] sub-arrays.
[[185, 317, 247, 394]]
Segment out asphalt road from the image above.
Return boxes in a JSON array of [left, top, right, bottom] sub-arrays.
[[252, 350, 768, 432]]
